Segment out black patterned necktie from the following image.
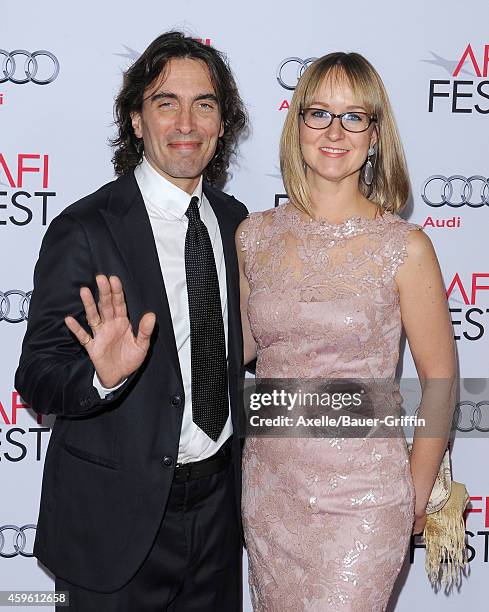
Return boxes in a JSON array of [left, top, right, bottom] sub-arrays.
[[185, 196, 228, 441]]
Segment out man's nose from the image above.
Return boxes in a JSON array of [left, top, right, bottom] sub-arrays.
[[174, 105, 194, 134]]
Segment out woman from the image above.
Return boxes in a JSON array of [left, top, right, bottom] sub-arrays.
[[236, 53, 456, 611]]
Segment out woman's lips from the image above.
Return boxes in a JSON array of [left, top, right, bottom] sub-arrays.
[[319, 146, 350, 158]]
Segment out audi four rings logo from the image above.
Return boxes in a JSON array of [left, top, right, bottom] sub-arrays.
[[0, 525, 36, 558], [0, 50, 59, 84], [453, 401, 489, 432], [422, 175, 489, 207], [277, 57, 317, 90], [0, 290, 32, 323]]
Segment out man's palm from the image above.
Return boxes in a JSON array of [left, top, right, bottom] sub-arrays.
[[64, 274, 156, 388]]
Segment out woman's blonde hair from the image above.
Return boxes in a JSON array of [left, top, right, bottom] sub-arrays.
[[280, 52, 410, 216]]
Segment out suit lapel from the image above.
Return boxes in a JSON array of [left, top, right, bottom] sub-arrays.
[[100, 173, 182, 386]]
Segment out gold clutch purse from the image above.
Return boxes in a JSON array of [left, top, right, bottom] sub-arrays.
[[408, 444, 469, 590]]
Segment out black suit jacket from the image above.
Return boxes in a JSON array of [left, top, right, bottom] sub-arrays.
[[14, 172, 248, 592]]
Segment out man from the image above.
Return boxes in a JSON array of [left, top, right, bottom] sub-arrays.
[[15, 32, 248, 611]]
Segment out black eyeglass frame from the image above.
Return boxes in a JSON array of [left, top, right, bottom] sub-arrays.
[[299, 108, 378, 133]]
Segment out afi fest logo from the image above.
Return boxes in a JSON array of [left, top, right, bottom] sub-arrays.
[[427, 44, 489, 113], [0, 391, 50, 463], [447, 273, 489, 342], [0, 154, 55, 226], [465, 495, 489, 564]]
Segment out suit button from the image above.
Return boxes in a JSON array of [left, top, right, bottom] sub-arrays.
[[170, 395, 182, 407], [162, 456, 174, 468]]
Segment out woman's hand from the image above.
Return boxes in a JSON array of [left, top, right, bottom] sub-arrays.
[[412, 509, 428, 535]]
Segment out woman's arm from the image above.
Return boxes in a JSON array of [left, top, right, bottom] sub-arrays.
[[395, 229, 457, 534], [235, 222, 257, 366]]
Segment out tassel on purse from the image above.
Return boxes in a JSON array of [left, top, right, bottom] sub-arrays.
[[408, 444, 469, 590], [423, 480, 469, 590]]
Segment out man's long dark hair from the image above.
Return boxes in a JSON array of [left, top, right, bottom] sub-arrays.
[[111, 32, 248, 185]]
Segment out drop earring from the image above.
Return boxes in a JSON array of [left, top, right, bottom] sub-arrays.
[[363, 146, 376, 186]]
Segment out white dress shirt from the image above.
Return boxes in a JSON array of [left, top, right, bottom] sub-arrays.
[[93, 156, 232, 463]]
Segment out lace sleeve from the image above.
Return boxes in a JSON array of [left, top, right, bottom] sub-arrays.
[[384, 220, 423, 282], [237, 212, 265, 278], [238, 212, 263, 251]]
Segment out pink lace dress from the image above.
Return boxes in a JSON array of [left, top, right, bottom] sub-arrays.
[[239, 202, 421, 611]]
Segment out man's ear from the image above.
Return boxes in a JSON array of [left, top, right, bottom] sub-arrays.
[[131, 111, 143, 139], [219, 119, 224, 139]]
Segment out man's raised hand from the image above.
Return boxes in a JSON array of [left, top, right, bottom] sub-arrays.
[[64, 274, 156, 388]]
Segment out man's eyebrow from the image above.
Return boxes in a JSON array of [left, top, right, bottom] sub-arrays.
[[149, 92, 219, 103], [194, 93, 219, 103], [149, 91, 177, 103]]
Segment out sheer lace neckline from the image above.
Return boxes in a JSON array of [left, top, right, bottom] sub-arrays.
[[283, 202, 393, 234]]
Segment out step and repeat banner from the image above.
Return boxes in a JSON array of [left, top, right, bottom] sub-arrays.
[[1, 1, 488, 609]]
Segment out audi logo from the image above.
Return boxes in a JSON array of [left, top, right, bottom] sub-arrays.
[[277, 56, 317, 90], [422, 175, 489, 207], [0, 50, 59, 85], [0, 524, 36, 558], [453, 401, 489, 432], [0, 290, 32, 323]]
